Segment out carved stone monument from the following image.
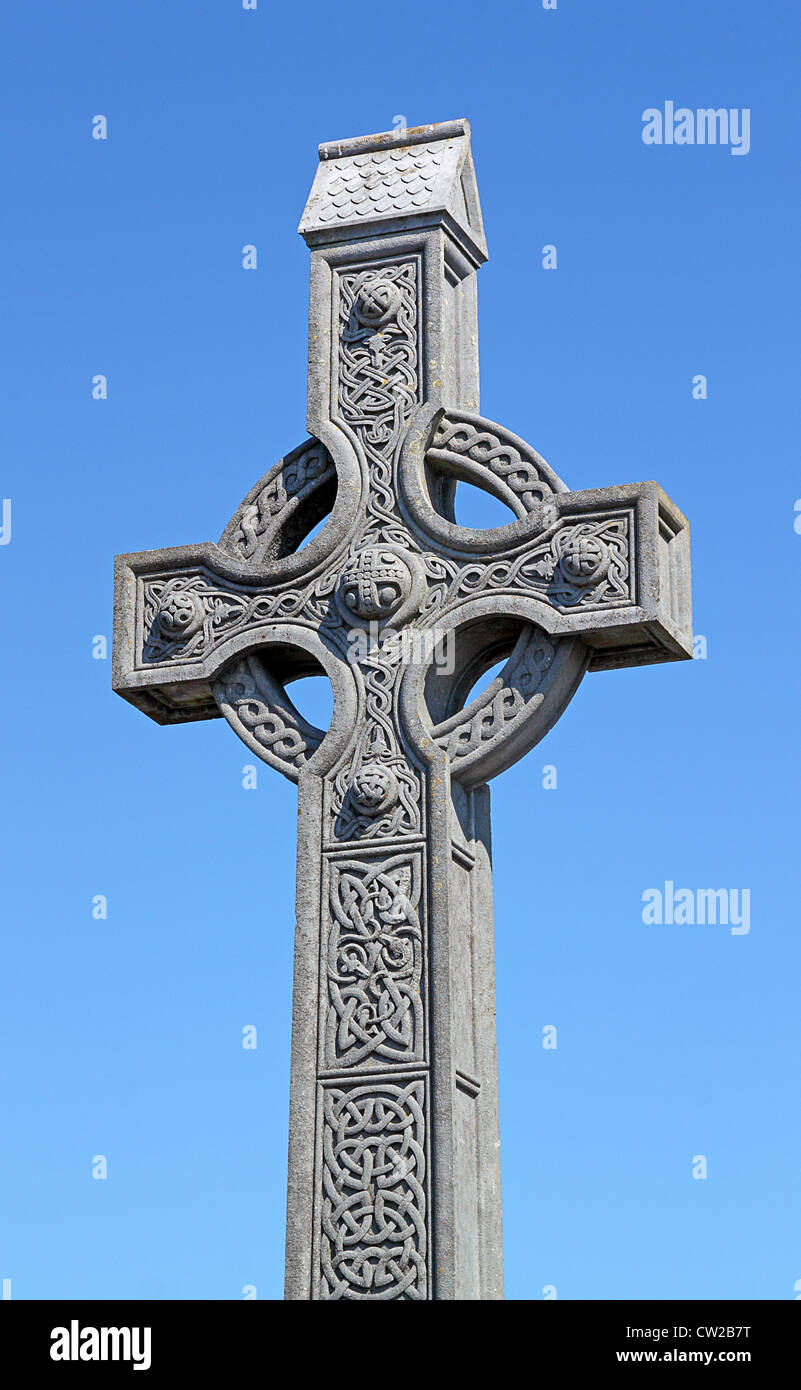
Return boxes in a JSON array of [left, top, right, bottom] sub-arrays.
[[113, 120, 692, 1300]]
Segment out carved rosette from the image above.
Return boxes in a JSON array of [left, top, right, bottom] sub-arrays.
[[334, 544, 425, 631], [349, 764, 399, 816]]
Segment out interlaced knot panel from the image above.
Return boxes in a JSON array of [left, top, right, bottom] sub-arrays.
[[320, 1081, 428, 1301], [326, 857, 424, 1068], [338, 262, 419, 545]]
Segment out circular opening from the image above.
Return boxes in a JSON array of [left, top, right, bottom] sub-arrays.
[[424, 616, 523, 726], [451, 481, 517, 529], [460, 658, 508, 709], [277, 474, 337, 558], [284, 672, 334, 730], [296, 510, 331, 551]]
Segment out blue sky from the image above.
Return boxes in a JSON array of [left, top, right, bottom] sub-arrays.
[[1, 0, 799, 1300]]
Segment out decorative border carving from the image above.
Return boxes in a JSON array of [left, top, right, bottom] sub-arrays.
[[427, 411, 565, 515], [434, 627, 558, 763], [138, 567, 343, 667], [440, 514, 633, 613]]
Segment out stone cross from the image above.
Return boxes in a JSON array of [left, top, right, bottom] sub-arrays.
[[113, 120, 692, 1301]]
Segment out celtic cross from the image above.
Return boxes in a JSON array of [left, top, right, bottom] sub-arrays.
[[113, 120, 692, 1300]]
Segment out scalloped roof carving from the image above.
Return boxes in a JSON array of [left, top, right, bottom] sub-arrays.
[[299, 119, 487, 264]]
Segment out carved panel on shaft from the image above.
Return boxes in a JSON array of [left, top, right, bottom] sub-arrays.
[[325, 854, 425, 1069], [319, 1079, 428, 1301], [337, 259, 420, 547]]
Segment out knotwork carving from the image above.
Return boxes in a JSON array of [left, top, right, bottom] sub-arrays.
[[140, 567, 345, 666], [441, 516, 632, 613], [349, 765, 399, 817], [331, 640, 421, 842], [213, 654, 323, 777], [219, 440, 335, 564], [325, 856, 424, 1069], [419, 552, 460, 621], [320, 1080, 427, 1300], [338, 261, 419, 547], [434, 627, 558, 762], [428, 412, 565, 516]]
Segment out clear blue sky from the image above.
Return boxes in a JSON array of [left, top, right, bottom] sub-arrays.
[[1, 0, 799, 1301]]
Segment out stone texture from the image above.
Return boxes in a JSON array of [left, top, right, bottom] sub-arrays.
[[113, 119, 693, 1300]]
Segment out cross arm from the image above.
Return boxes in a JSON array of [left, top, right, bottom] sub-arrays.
[[112, 537, 355, 723], [113, 541, 265, 724], [112, 436, 360, 725], [400, 405, 693, 671], [439, 478, 692, 671]]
